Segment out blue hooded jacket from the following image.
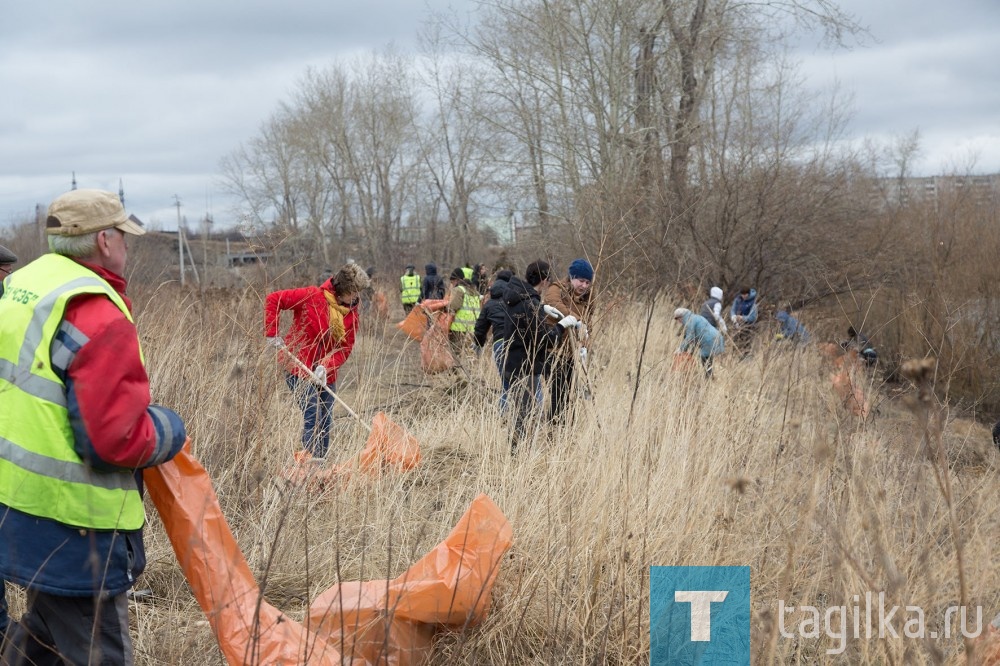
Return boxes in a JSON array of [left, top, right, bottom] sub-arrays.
[[680, 310, 724, 359], [730, 289, 758, 324], [776, 310, 810, 343]]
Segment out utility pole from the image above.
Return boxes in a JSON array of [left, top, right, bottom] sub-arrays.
[[174, 195, 185, 286]]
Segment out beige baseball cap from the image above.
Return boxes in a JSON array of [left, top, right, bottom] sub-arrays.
[[45, 189, 145, 237]]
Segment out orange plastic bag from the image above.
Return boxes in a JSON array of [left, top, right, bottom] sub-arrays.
[[672, 351, 697, 372], [373, 290, 389, 321], [308, 494, 514, 662], [397, 307, 430, 341], [145, 442, 513, 666], [420, 298, 449, 313], [978, 620, 1000, 665], [420, 313, 455, 374], [358, 412, 420, 472], [819, 343, 870, 418], [278, 412, 421, 489]]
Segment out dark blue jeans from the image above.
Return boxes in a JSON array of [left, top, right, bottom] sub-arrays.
[[285, 373, 336, 458]]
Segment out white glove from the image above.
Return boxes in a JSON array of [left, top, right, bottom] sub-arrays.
[[558, 315, 580, 330], [543, 304, 565, 320], [579, 347, 588, 364], [266, 336, 285, 348], [577, 322, 589, 341], [312, 364, 327, 385]]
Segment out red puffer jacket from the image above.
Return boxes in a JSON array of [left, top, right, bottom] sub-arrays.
[[263, 278, 358, 383]]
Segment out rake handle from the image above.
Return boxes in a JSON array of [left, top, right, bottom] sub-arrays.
[[277, 346, 371, 432]]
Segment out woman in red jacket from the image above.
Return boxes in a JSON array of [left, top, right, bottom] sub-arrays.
[[264, 263, 370, 458]]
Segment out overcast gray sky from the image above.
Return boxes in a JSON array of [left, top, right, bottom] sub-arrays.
[[2, 0, 997, 230]]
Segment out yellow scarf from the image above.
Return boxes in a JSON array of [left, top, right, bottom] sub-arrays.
[[323, 291, 351, 342]]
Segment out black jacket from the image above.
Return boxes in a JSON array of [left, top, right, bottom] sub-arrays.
[[421, 264, 445, 301], [474, 278, 510, 347], [500, 276, 564, 381]]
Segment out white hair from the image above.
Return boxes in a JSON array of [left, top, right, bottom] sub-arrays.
[[48, 232, 100, 258]]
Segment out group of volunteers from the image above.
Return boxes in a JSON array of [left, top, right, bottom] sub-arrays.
[[0, 188, 884, 663], [266, 255, 596, 459], [672, 285, 877, 376]]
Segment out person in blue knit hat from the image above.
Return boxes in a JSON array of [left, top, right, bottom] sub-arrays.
[[542, 257, 594, 421]]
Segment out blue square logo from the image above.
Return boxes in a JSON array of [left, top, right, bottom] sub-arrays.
[[650, 566, 750, 665]]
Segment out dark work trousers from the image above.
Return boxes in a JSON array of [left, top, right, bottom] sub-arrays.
[[548, 356, 575, 422], [2, 589, 132, 666], [508, 374, 543, 453]]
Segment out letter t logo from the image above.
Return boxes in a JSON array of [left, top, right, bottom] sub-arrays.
[[675, 590, 729, 641]]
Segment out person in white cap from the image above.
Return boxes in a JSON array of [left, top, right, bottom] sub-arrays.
[[699, 286, 728, 334], [0, 189, 187, 665]]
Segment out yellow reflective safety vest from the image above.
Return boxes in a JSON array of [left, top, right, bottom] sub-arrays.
[[450, 285, 481, 333], [400, 273, 420, 304], [0, 254, 145, 531], [461, 266, 474, 281]]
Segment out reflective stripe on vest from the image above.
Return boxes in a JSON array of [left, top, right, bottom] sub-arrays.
[[400, 274, 420, 304], [450, 286, 481, 333], [0, 254, 144, 530]]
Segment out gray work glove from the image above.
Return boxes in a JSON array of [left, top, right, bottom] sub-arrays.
[[266, 336, 285, 349]]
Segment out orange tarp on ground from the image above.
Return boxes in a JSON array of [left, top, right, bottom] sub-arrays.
[[144, 442, 512, 666]]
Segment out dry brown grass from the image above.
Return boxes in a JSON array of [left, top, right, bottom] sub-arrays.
[[5, 283, 999, 665]]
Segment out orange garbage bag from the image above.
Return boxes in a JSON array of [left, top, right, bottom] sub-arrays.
[[397, 307, 430, 341], [672, 351, 697, 372], [819, 343, 870, 418], [308, 494, 514, 663], [420, 298, 449, 313], [145, 441, 339, 665], [420, 313, 455, 374], [373, 290, 389, 321], [278, 412, 421, 490], [358, 412, 421, 473], [145, 443, 513, 666], [978, 616, 1000, 665]]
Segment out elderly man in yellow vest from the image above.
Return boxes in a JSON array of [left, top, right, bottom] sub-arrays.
[[0, 189, 187, 665], [399, 264, 421, 314]]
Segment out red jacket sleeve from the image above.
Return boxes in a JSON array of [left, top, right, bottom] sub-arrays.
[[62, 295, 186, 469], [264, 286, 314, 337]]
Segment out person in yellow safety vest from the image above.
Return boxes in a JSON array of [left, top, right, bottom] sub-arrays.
[[447, 267, 481, 354], [400, 264, 421, 314], [0, 189, 187, 665], [461, 262, 474, 281]]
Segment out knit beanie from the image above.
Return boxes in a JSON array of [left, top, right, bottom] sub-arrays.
[[495, 269, 513, 282], [450, 267, 465, 281], [524, 260, 551, 287], [568, 258, 594, 282], [674, 308, 690, 320], [710, 286, 723, 300]]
